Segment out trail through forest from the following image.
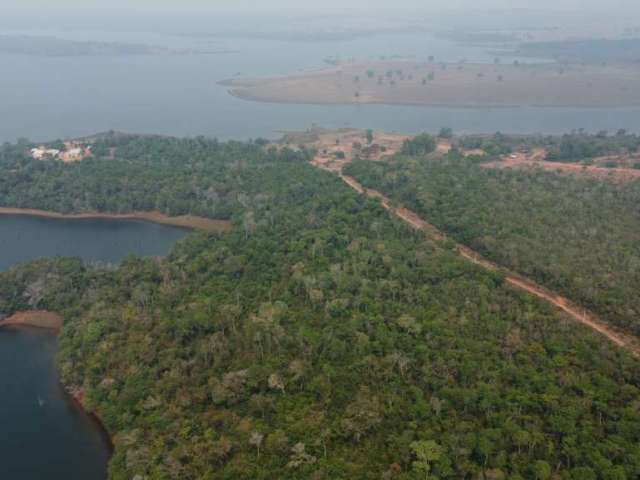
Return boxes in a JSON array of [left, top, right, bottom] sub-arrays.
[[312, 150, 640, 357]]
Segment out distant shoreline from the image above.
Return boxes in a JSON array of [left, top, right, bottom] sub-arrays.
[[0, 207, 232, 233], [223, 60, 640, 109], [227, 86, 640, 110]]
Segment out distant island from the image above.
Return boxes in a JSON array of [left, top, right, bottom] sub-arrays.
[[0, 35, 238, 57], [221, 60, 640, 108]]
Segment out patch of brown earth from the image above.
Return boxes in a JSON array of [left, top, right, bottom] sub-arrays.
[[0, 311, 63, 330], [436, 141, 452, 154], [462, 148, 486, 157], [289, 128, 408, 175], [483, 150, 640, 183]]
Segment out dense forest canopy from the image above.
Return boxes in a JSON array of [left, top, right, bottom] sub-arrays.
[[1, 135, 640, 479], [345, 150, 640, 336], [0, 134, 293, 219], [2, 131, 637, 221]]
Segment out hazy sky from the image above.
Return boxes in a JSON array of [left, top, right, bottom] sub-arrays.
[[6, 0, 640, 12]]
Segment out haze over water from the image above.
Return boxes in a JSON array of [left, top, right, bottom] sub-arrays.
[[2, 5, 640, 479], [1, 21, 639, 143]]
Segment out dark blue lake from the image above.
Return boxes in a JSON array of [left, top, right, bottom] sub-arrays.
[[0, 328, 111, 479], [0, 214, 188, 271], [0, 214, 190, 479]]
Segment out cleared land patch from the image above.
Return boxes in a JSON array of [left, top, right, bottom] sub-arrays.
[[483, 150, 640, 182], [0, 310, 63, 330]]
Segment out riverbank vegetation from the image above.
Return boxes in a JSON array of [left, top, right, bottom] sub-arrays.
[[1, 135, 640, 479]]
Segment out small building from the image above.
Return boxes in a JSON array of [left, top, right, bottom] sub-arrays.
[[30, 143, 90, 162], [30, 147, 60, 160]]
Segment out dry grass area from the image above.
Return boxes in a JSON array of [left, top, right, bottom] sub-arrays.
[[223, 60, 640, 108], [483, 149, 640, 182]]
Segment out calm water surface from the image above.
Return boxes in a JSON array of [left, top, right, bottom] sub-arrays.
[[0, 215, 190, 479], [0, 29, 638, 142], [0, 328, 111, 479], [0, 215, 189, 271]]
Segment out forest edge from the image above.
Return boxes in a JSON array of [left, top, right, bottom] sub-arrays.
[[0, 207, 232, 233]]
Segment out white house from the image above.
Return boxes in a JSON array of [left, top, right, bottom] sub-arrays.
[[30, 147, 61, 160]]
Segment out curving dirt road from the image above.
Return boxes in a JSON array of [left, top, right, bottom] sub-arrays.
[[313, 149, 639, 357]]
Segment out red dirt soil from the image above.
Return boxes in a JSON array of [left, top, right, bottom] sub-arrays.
[[483, 150, 640, 183], [0, 310, 63, 331]]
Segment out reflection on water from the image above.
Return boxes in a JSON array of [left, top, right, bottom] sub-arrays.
[[0, 215, 188, 480], [0, 215, 191, 479], [0, 215, 188, 271], [0, 328, 111, 480]]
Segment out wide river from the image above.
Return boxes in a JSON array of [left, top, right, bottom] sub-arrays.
[[0, 27, 639, 143], [0, 215, 190, 479]]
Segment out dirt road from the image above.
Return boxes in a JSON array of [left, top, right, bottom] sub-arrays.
[[313, 149, 640, 357]]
